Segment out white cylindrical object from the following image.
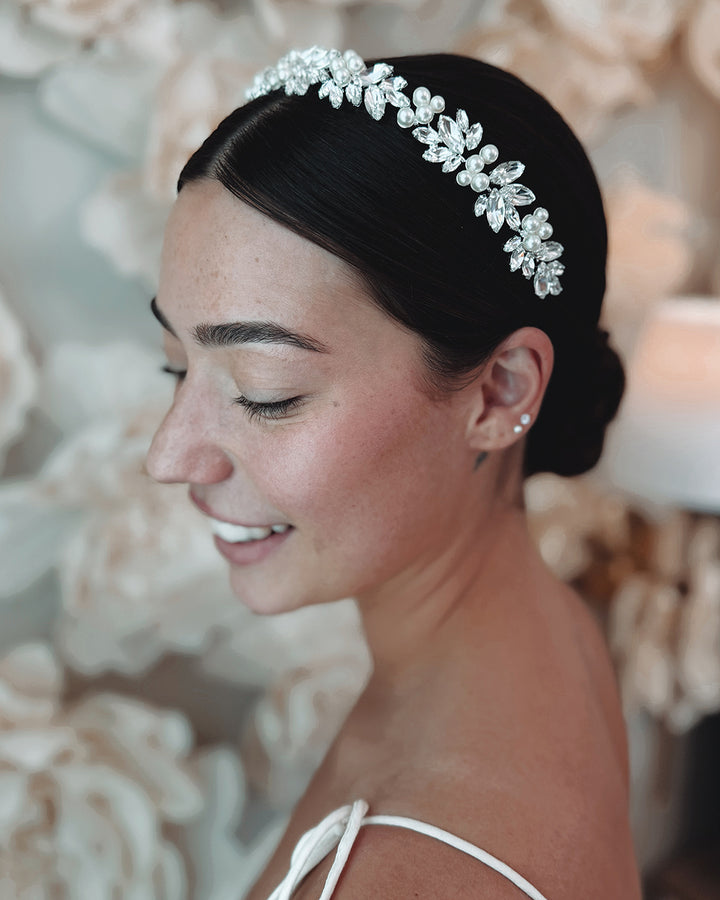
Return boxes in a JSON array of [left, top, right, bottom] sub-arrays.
[[605, 297, 720, 512]]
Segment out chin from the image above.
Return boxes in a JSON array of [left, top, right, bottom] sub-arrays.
[[227, 566, 335, 616]]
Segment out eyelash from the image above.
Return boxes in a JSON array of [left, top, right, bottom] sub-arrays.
[[161, 366, 303, 422]]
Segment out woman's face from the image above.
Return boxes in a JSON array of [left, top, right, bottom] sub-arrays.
[[146, 180, 477, 614]]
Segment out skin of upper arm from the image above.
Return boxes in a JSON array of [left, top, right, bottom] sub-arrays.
[[289, 826, 537, 900]]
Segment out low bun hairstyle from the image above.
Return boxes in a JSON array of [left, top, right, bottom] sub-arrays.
[[178, 53, 625, 477]]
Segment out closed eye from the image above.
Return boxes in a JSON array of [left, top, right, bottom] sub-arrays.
[[233, 395, 304, 422], [161, 366, 303, 422], [161, 365, 186, 381]]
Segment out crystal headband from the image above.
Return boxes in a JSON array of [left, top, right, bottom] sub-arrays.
[[246, 47, 565, 299]]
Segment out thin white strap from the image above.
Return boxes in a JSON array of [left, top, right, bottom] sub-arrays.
[[317, 801, 367, 900], [267, 801, 369, 900], [365, 814, 550, 900], [266, 801, 550, 900]]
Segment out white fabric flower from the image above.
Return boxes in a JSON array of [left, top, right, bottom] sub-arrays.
[[685, 0, 720, 101], [540, 0, 690, 63], [0, 286, 37, 472], [252, 0, 345, 48], [609, 514, 720, 734], [143, 52, 257, 202], [202, 598, 370, 688], [182, 746, 287, 900], [459, 0, 689, 141], [55, 4, 272, 278], [203, 599, 371, 810], [80, 171, 170, 288], [602, 172, 693, 355], [17, 0, 159, 40], [0, 0, 78, 76], [137, 3, 275, 205], [0, 642, 207, 899], [40, 44, 166, 160], [525, 473, 631, 581], [244, 647, 370, 808], [0, 341, 239, 675]]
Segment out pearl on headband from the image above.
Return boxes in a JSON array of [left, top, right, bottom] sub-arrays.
[[246, 47, 565, 299]]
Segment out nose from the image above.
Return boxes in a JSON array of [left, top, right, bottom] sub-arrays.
[[145, 387, 234, 486]]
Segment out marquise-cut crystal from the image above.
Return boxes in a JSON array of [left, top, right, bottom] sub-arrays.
[[486, 189, 505, 232], [384, 85, 410, 107], [537, 241, 563, 261], [438, 115, 465, 154], [510, 247, 525, 271], [423, 145, 453, 163], [345, 81, 362, 106], [534, 270, 550, 298], [534, 262, 560, 297], [287, 76, 309, 95], [412, 126, 439, 145], [489, 160, 524, 186], [329, 82, 344, 108], [504, 235, 522, 252], [456, 109, 469, 132], [364, 84, 385, 119], [522, 256, 536, 278], [442, 156, 464, 173], [318, 80, 332, 99], [505, 205, 521, 230], [465, 122, 483, 150], [383, 77, 409, 107], [474, 195, 488, 217], [502, 184, 535, 206], [362, 63, 392, 84]]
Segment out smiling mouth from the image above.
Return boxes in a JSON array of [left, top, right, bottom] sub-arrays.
[[208, 518, 291, 544]]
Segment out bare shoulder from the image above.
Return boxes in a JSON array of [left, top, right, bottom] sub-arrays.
[[292, 588, 642, 899], [292, 823, 544, 899], [557, 580, 632, 787], [292, 789, 640, 900], [260, 581, 641, 900]]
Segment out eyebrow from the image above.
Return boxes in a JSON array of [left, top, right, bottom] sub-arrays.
[[150, 297, 330, 353]]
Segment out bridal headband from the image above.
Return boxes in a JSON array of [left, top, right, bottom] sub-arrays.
[[246, 47, 565, 300]]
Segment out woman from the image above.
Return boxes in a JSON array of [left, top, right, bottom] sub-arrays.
[[146, 49, 642, 899]]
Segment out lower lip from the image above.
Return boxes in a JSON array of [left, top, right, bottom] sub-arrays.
[[212, 527, 293, 566]]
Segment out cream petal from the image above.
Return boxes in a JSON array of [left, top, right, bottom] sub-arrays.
[[56, 763, 160, 873], [0, 1, 79, 77], [686, 0, 720, 101], [0, 728, 77, 770], [0, 286, 37, 468], [0, 771, 29, 830]]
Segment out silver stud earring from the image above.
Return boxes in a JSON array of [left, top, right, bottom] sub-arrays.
[[513, 413, 532, 434]]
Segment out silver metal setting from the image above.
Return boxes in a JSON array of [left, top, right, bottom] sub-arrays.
[[247, 47, 565, 299]]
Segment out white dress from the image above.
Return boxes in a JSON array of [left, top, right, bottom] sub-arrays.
[[267, 799, 550, 900]]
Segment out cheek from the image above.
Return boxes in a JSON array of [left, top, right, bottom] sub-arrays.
[[246, 392, 455, 537]]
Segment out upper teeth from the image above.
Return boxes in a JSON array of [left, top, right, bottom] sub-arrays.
[[210, 518, 290, 543]]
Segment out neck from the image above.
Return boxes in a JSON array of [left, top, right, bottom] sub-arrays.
[[355, 498, 548, 695]]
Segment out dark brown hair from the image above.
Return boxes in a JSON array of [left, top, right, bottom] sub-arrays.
[[178, 53, 624, 477]]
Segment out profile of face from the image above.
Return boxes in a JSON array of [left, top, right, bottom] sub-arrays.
[[146, 180, 529, 615]]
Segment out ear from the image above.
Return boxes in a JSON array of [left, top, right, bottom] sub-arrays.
[[465, 326, 554, 452]]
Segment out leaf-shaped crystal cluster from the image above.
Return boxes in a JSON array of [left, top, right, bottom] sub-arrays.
[[246, 47, 565, 299]]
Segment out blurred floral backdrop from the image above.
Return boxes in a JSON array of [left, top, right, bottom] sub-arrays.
[[1, 0, 720, 896]]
